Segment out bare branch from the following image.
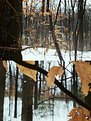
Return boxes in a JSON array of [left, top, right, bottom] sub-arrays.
[[14, 59, 91, 111]]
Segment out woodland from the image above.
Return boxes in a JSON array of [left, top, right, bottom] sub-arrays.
[[0, 0, 91, 121]]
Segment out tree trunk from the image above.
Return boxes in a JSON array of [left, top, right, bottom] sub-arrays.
[[0, 61, 6, 121], [14, 67, 19, 118], [78, 0, 84, 51], [22, 75, 34, 121], [9, 63, 13, 116], [0, 0, 22, 60]]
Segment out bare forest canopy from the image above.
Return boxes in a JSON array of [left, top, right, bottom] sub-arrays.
[[1, 0, 91, 50], [1, 0, 91, 113], [0, 0, 91, 60]]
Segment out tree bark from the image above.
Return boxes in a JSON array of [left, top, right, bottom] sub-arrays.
[[22, 75, 34, 121], [0, 61, 6, 121], [0, 0, 22, 60]]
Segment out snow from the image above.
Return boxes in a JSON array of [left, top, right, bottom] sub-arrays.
[[3, 97, 22, 121], [22, 47, 91, 63], [22, 47, 59, 61], [4, 97, 73, 121], [33, 100, 73, 121]]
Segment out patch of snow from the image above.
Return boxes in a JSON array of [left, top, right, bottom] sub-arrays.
[[4, 97, 73, 121], [3, 97, 22, 121]]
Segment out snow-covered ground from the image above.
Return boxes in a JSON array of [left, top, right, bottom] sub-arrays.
[[4, 97, 22, 121], [22, 47, 91, 63], [4, 97, 73, 121], [33, 100, 73, 121]]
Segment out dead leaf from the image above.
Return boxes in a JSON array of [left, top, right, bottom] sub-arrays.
[[68, 107, 91, 121], [17, 61, 37, 81], [73, 61, 91, 95], [47, 66, 64, 87]]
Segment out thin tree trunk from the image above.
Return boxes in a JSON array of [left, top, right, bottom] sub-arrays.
[[25, 2, 28, 45], [54, 0, 61, 26], [14, 67, 19, 118], [78, 0, 84, 51], [34, 61, 38, 109], [78, 0, 86, 51], [38, 72, 42, 100], [9, 62, 13, 116], [34, 80, 38, 109], [49, 14, 64, 63], [72, 64, 77, 107], [42, 0, 45, 13]]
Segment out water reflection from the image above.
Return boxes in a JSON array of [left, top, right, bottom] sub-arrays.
[[4, 97, 73, 121]]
